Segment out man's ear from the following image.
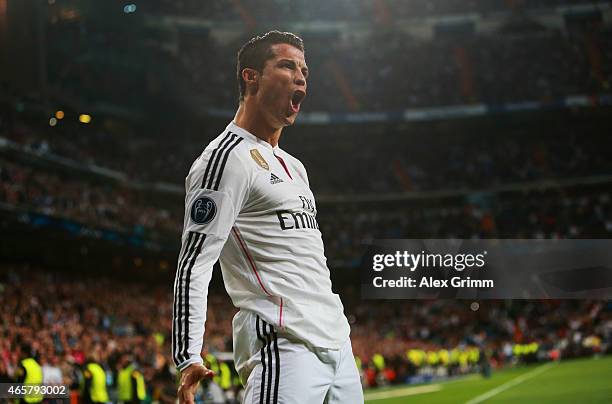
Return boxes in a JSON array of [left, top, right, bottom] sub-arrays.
[[242, 68, 259, 95]]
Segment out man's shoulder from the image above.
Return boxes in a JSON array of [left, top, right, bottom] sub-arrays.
[[186, 129, 254, 190], [191, 130, 251, 174]]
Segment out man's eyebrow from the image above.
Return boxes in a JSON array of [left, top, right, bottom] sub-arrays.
[[278, 58, 308, 69]]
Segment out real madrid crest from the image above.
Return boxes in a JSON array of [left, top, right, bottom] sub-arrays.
[[250, 149, 269, 170]]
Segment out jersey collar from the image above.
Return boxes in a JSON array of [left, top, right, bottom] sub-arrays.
[[228, 121, 280, 152]]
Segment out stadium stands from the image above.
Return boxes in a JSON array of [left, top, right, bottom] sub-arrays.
[[44, 10, 612, 113], [3, 110, 612, 192], [148, 0, 612, 21], [3, 106, 612, 268], [1, 267, 609, 399]]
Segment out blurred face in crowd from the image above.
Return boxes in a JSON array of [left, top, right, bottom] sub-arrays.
[[246, 43, 308, 128]]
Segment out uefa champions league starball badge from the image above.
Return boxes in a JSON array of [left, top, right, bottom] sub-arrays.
[[190, 196, 217, 224]]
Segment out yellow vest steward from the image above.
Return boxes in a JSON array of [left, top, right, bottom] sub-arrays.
[[426, 351, 439, 365], [205, 354, 220, 385], [469, 348, 480, 363], [86, 363, 109, 403], [372, 353, 385, 371], [438, 349, 450, 366], [450, 349, 460, 364], [219, 362, 232, 390], [21, 358, 43, 403], [118, 365, 146, 401]]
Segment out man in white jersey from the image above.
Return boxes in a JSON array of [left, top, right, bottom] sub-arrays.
[[173, 31, 363, 404]]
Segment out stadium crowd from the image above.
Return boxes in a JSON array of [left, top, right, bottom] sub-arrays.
[[346, 298, 610, 386], [0, 269, 234, 403], [0, 268, 609, 402], [0, 158, 179, 238], [0, 142, 612, 267], [298, 123, 612, 194], [322, 187, 612, 268], [148, 0, 611, 21], [2, 149, 612, 268], [43, 6, 612, 113], [3, 112, 611, 193], [164, 27, 612, 113]]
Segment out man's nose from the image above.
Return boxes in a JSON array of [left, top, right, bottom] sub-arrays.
[[295, 72, 306, 87]]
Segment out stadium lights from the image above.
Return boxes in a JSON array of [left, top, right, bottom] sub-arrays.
[[79, 114, 92, 124], [55, 110, 64, 119]]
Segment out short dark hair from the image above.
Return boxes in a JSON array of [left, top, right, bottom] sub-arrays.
[[237, 31, 305, 102]]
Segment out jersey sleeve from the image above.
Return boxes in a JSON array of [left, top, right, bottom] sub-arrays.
[[172, 139, 249, 371]]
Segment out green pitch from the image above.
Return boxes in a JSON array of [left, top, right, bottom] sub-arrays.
[[364, 356, 612, 404]]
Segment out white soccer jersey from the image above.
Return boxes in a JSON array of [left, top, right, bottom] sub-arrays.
[[172, 121, 350, 371]]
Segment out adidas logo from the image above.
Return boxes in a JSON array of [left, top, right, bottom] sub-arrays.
[[270, 173, 283, 184]]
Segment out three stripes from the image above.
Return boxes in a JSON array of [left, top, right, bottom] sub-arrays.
[[202, 131, 244, 191], [173, 131, 243, 367], [256, 316, 280, 404], [173, 231, 206, 366]]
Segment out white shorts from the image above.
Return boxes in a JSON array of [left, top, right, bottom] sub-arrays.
[[232, 310, 364, 404]]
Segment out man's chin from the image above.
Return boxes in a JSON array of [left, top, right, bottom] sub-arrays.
[[281, 113, 298, 126]]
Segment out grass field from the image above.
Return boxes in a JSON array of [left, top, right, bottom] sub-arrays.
[[364, 356, 612, 403]]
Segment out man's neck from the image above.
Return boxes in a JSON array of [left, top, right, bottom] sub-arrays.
[[234, 101, 282, 147]]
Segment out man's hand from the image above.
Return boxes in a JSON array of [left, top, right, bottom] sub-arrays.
[[178, 363, 215, 404]]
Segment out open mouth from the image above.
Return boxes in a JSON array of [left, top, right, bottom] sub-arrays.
[[290, 90, 306, 113]]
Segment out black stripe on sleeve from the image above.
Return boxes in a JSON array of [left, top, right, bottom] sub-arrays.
[[256, 316, 267, 404], [264, 321, 273, 404], [201, 132, 232, 188], [175, 232, 202, 364], [212, 137, 244, 190], [272, 329, 280, 404], [181, 233, 206, 362], [204, 132, 237, 189], [173, 232, 197, 366], [172, 234, 191, 365], [173, 232, 194, 365]]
